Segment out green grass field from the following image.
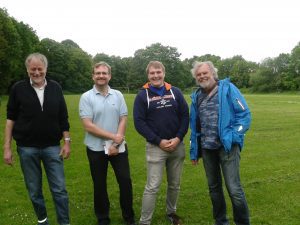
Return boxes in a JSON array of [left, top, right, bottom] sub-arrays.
[[1, 94, 299, 225]]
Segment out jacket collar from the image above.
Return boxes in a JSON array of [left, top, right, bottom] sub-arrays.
[[142, 82, 172, 91]]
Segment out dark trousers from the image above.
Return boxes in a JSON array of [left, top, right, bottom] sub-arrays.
[[202, 145, 250, 225], [86, 147, 135, 224]]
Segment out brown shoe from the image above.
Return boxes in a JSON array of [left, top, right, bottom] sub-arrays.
[[166, 213, 183, 225]]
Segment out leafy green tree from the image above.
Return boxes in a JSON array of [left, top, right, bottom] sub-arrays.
[[63, 43, 92, 93], [218, 56, 257, 87], [12, 19, 39, 61], [249, 57, 280, 92], [93, 53, 129, 89], [0, 8, 22, 94], [37, 38, 68, 85], [250, 64, 281, 92], [289, 42, 300, 90], [186, 54, 222, 68], [37, 38, 92, 93], [129, 43, 189, 91]]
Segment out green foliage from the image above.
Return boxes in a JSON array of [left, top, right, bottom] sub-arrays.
[[129, 43, 190, 90], [93, 53, 129, 88], [0, 8, 23, 94], [37, 38, 93, 93], [218, 55, 258, 88], [249, 45, 300, 92], [0, 94, 299, 225], [0, 7, 300, 94]]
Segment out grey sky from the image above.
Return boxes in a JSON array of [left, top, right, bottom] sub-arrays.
[[1, 0, 299, 62]]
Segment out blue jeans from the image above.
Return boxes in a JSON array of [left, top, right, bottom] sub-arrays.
[[17, 146, 70, 225], [202, 145, 250, 225]]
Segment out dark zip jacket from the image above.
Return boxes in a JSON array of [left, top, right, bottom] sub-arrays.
[[7, 78, 70, 148]]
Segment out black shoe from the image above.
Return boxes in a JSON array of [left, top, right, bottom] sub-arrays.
[[125, 219, 137, 225], [166, 213, 183, 225], [98, 219, 110, 225]]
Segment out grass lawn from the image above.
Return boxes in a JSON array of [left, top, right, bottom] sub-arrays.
[[0, 94, 299, 225]]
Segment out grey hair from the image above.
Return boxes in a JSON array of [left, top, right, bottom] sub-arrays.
[[93, 61, 111, 74], [191, 61, 218, 80], [25, 53, 48, 69]]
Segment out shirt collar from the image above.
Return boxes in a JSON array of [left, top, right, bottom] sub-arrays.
[[93, 85, 111, 96], [30, 78, 47, 90]]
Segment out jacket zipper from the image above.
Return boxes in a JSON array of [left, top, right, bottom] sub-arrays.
[[236, 98, 245, 111]]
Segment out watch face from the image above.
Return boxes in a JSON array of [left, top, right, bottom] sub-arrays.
[[113, 143, 120, 148]]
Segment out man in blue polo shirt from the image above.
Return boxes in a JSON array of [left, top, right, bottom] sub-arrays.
[[79, 62, 136, 225]]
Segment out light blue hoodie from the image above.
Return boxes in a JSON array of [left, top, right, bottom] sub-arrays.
[[190, 78, 251, 160]]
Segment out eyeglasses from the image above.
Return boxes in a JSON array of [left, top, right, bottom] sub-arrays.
[[94, 71, 109, 75], [149, 71, 163, 75]]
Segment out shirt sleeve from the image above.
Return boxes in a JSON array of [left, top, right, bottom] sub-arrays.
[[117, 91, 128, 117], [79, 92, 93, 119]]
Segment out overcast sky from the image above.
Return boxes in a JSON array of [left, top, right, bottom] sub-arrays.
[[1, 0, 299, 63]]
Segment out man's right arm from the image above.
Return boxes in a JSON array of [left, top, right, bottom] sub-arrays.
[[81, 118, 124, 143], [133, 93, 161, 145], [3, 119, 15, 165]]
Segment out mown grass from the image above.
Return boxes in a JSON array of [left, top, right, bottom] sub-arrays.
[[0, 94, 299, 225]]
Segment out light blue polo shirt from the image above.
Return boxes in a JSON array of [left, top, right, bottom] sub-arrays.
[[79, 85, 128, 151]]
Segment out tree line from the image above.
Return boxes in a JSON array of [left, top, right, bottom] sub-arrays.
[[1, 8, 299, 94]]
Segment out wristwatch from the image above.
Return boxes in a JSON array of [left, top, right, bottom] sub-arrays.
[[112, 142, 120, 148], [64, 137, 71, 142]]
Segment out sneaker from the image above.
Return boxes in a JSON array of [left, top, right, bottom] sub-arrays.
[[37, 218, 49, 225], [166, 213, 183, 225], [124, 217, 137, 225]]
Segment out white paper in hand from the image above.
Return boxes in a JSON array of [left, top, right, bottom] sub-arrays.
[[104, 140, 126, 155]]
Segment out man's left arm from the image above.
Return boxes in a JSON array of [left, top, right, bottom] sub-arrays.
[[117, 116, 127, 137], [108, 115, 127, 156], [109, 92, 128, 156], [60, 131, 71, 159], [175, 89, 190, 140], [57, 85, 71, 159], [231, 84, 251, 135], [169, 89, 189, 150]]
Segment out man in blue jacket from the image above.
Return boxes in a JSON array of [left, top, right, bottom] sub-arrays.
[[190, 61, 251, 225]]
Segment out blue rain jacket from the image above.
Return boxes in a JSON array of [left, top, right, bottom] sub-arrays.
[[190, 78, 251, 160]]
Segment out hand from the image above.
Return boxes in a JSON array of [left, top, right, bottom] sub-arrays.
[[113, 133, 124, 144], [60, 143, 71, 159], [159, 139, 173, 152], [168, 137, 180, 150], [159, 137, 180, 152], [108, 145, 119, 156], [191, 160, 198, 165], [3, 146, 13, 166]]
